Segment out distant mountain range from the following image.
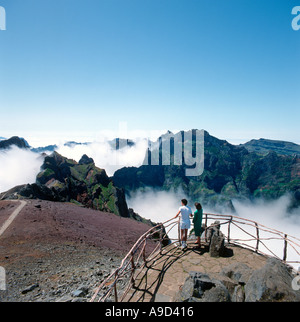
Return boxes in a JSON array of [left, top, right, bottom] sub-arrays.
[[112, 131, 300, 212], [240, 138, 300, 156], [0, 137, 135, 153], [1, 131, 299, 214], [1, 133, 299, 156]]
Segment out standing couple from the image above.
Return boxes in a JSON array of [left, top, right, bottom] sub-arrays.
[[174, 199, 203, 250]]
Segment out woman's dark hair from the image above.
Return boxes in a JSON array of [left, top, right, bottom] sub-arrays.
[[181, 199, 188, 205], [195, 202, 202, 210]]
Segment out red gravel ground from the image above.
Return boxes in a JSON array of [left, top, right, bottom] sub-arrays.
[[0, 200, 156, 264], [0, 200, 159, 301]]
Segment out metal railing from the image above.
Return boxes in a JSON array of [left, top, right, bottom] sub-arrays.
[[90, 213, 300, 302]]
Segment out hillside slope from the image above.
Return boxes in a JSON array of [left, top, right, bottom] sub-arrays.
[[0, 199, 156, 301]]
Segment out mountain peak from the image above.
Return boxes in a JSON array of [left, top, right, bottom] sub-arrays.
[[0, 136, 30, 150], [79, 154, 94, 165]]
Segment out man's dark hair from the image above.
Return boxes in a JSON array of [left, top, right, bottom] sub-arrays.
[[181, 199, 188, 205]]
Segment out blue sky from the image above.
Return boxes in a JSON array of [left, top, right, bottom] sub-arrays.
[[0, 0, 299, 146]]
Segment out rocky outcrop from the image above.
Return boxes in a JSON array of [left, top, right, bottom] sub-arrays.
[[244, 257, 300, 302], [175, 272, 230, 302], [1, 152, 129, 218], [220, 262, 254, 286], [36, 152, 129, 217], [176, 258, 300, 302], [205, 221, 226, 258]]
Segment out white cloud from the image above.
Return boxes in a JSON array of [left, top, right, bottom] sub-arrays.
[[127, 188, 188, 223], [230, 196, 300, 268], [56, 139, 149, 176], [232, 195, 300, 231], [0, 146, 44, 193]]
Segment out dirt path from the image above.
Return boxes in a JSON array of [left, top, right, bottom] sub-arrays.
[[0, 200, 27, 238]]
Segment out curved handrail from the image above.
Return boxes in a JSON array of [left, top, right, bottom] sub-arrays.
[[90, 213, 300, 302]]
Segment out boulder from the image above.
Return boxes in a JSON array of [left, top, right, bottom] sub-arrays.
[[219, 262, 253, 285], [206, 221, 226, 257], [176, 259, 300, 302], [209, 233, 225, 257], [176, 272, 230, 302], [245, 258, 300, 302]]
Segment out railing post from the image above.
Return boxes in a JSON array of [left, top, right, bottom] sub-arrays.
[[142, 240, 146, 263], [228, 216, 232, 243], [204, 214, 208, 242], [159, 224, 163, 251], [255, 223, 259, 252], [283, 234, 288, 262], [130, 251, 135, 286], [255, 223, 259, 253], [114, 270, 118, 302]]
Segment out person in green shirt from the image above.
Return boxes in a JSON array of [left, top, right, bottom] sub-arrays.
[[193, 202, 203, 247]]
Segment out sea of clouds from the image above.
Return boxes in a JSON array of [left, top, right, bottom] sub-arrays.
[[0, 138, 149, 193], [0, 138, 299, 268]]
